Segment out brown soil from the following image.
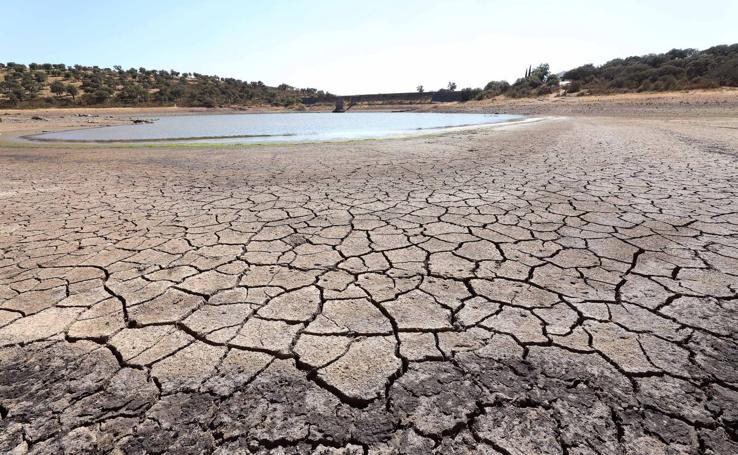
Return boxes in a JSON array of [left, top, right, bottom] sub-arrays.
[[1, 96, 737, 454]]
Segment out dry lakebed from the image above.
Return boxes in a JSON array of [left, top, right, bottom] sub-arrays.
[[1, 101, 738, 454]]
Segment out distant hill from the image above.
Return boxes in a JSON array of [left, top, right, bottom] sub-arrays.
[[3, 44, 737, 109], [562, 44, 738, 94], [0, 63, 334, 108], [471, 44, 738, 100]]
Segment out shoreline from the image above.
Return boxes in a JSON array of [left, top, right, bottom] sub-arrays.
[[2, 89, 737, 148]]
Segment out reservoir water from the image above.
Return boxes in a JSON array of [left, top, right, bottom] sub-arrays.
[[30, 112, 522, 144]]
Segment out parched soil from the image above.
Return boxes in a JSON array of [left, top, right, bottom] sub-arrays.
[[1, 112, 738, 454]]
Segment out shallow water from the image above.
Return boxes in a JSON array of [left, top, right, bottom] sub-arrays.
[[31, 112, 522, 144]]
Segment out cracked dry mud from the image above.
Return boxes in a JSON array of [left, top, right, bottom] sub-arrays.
[[1, 116, 738, 454]]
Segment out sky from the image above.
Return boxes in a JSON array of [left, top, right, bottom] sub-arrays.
[[2, 0, 737, 94]]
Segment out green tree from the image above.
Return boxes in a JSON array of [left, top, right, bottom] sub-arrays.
[[50, 80, 66, 98], [546, 73, 561, 87], [0, 79, 25, 105], [84, 87, 112, 104], [459, 87, 482, 102], [117, 83, 149, 103], [65, 84, 79, 101], [483, 80, 510, 96], [20, 74, 42, 99]]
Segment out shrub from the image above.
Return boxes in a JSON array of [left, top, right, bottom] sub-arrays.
[[483, 80, 510, 96], [65, 84, 78, 100], [566, 81, 580, 93], [459, 87, 482, 102], [714, 57, 738, 85], [659, 75, 679, 90], [50, 80, 65, 97]]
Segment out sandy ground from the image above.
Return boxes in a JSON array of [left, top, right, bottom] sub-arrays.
[[345, 88, 738, 117], [1, 99, 738, 454], [462, 87, 738, 116]]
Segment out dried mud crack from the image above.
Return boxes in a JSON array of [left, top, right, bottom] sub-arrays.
[[1, 115, 738, 454]]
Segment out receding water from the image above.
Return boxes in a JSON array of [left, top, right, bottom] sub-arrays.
[[30, 112, 522, 144]]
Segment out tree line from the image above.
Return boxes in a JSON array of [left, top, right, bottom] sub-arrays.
[[2, 44, 737, 108], [562, 44, 738, 93], [431, 43, 738, 101], [432, 63, 560, 102], [0, 62, 334, 108]]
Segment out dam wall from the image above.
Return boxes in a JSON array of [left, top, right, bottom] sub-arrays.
[[302, 90, 464, 105]]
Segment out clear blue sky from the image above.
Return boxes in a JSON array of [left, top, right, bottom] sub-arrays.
[[2, 0, 737, 94]]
